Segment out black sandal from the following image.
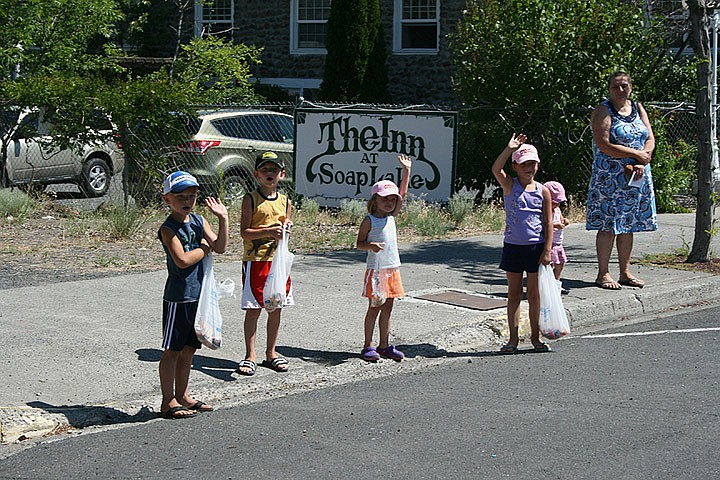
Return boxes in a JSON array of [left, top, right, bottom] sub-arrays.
[[237, 359, 257, 376], [261, 357, 289, 372]]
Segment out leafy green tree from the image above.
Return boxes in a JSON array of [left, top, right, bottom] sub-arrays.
[[0, 0, 123, 188], [450, 0, 694, 199], [0, 0, 263, 205], [170, 36, 263, 104], [107, 36, 263, 204], [687, 0, 715, 263], [320, 0, 390, 102]]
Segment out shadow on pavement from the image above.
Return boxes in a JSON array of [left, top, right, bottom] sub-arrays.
[[26, 401, 156, 428], [276, 345, 357, 366], [400, 342, 556, 359], [135, 349, 238, 382]]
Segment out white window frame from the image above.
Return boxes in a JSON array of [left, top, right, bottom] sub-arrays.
[[290, 0, 331, 55], [194, 0, 234, 38], [392, 0, 440, 55]]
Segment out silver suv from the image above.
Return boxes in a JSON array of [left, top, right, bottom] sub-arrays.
[[169, 109, 294, 202], [2, 108, 124, 197]]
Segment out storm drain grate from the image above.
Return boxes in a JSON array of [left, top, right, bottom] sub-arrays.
[[414, 290, 507, 311]]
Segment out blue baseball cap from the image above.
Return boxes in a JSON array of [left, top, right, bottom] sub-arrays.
[[163, 171, 199, 194]]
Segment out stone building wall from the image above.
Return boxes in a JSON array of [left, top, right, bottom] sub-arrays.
[[232, 0, 465, 105], [233, 1, 326, 85]]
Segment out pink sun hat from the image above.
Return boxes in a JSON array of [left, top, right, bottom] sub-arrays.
[[544, 181, 567, 203], [371, 180, 400, 197], [511, 144, 540, 164]]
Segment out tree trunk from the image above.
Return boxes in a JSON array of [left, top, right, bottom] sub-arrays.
[[688, 0, 715, 263]]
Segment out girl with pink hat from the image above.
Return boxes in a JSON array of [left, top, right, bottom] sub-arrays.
[[491, 134, 554, 353], [544, 181, 571, 294], [355, 154, 413, 362]]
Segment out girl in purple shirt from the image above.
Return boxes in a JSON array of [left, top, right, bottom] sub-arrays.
[[491, 134, 553, 353]]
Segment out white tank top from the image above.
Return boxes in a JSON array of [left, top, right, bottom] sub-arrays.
[[365, 214, 401, 269]]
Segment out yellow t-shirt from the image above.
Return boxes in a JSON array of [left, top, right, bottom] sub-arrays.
[[242, 190, 288, 261]]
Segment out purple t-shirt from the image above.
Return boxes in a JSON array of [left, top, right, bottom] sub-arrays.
[[503, 178, 544, 245]]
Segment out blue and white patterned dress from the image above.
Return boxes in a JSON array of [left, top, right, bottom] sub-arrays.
[[586, 100, 658, 234]]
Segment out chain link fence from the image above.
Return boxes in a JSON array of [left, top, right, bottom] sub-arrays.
[[455, 102, 698, 211], [2, 101, 700, 212]]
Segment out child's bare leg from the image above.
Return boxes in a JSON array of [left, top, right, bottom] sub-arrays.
[[505, 272, 524, 347], [377, 299, 395, 349], [363, 304, 381, 347], [239, 309, 261, 374], [553, 263, 564, 281], [525, 272, 541, 345], [265, 309, 282, 360], [159, 349, 194, 417], [175, 346, 205, 407]]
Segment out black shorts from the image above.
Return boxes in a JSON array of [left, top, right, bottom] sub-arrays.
[[499, 242, 544, 274], [162, 300, 201, 351]]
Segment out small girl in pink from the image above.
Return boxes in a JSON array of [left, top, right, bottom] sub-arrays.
[[491, 134, 553, 353], [544, 181, 571, 294], [356, 154, 412, 362]]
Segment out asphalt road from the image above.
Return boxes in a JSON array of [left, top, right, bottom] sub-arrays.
[[1, 304, 718, 479]]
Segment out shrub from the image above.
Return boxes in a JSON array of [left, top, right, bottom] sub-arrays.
[[0, 188, 35, 220], [103, 206, 146, 238], [338, 199, 367, 225], [449, 192, 475, 227]]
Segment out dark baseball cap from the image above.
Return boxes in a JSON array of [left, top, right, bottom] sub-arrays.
[[255, 151, 285, 170]]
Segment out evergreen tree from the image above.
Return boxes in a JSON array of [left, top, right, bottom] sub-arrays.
[[320, 0, 390, 102]]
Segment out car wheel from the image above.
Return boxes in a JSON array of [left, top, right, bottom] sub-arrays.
[[80, 157, 111, 197], [223, 173, 255, 205]]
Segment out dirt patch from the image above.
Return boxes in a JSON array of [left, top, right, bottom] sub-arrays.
[[3, 202, 718, 290], [638, 253, 720, 275], [0, 205, 469, 289]]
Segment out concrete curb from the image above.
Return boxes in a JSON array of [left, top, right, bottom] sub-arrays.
[[565, 276, 720, 329]]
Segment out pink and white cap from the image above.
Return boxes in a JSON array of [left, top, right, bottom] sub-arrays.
[[544, 181, 567, 203], [371, 180, 400, 197], [511, 144, 540, 164]]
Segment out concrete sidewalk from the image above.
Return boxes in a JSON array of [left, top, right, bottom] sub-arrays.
[[2, 213, 720, 450]]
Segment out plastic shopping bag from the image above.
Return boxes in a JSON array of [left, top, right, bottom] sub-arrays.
[[216, 278, 236, 300], [370, 243, 392, 307], [370, 271, 387, 307], [263, 225, 294, 312], [195, 254, 222, 349], [538, 264, 571, 340]]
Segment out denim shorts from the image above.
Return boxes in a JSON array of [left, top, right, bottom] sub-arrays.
[[499, 242, 544, 273]]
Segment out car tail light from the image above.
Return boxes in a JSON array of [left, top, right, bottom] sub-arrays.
[[177, 140, 221, 154]]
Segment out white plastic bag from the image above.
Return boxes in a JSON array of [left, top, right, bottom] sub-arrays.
[[263, 225, 294, 312], [538, 264, 571, 340], [216, 278, 236, 300], [195, 254, 222, 349], [370, 243, 391, 307]]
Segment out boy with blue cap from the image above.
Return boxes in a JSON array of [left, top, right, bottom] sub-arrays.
[[157, 171, 229, 418]]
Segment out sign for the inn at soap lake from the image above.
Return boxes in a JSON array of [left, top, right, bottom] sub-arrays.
[[294, 108, 457, 206]]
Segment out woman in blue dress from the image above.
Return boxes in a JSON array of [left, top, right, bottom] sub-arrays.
[[586, 71, 657, 290]]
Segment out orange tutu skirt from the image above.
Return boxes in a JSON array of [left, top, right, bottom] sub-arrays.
[[362, 268, 405, 299]]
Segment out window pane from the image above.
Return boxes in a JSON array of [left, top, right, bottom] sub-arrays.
[[298, 0, 331, 21], [402, 0, 436, 20], [212, 116, 283, 142], [273, 116, 295, 143], [298, 23, 327, 48], [401, 24, 436, 49], [203, 0, 233, 21]]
